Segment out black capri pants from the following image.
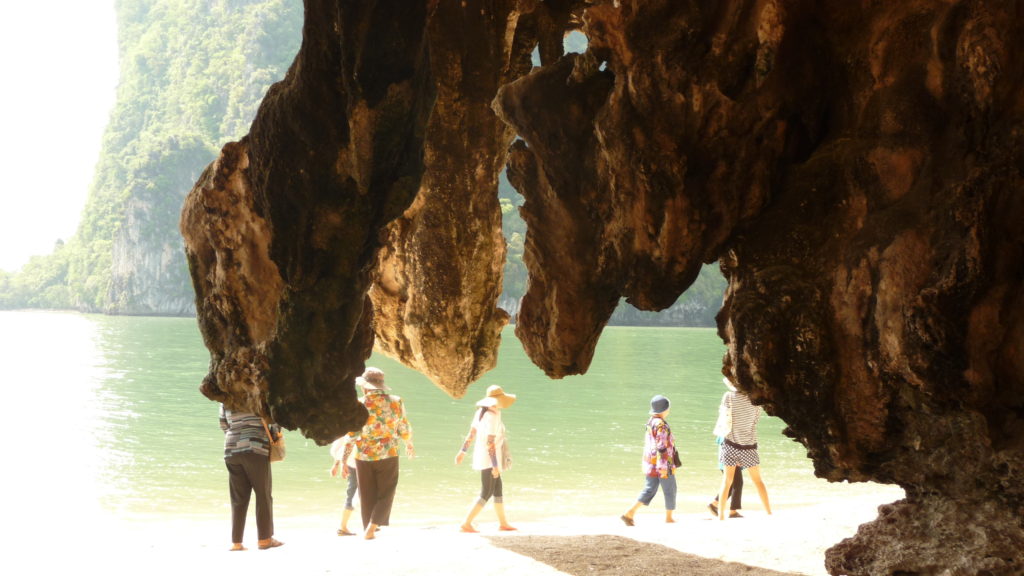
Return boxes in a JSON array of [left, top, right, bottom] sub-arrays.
[[478, 468, 504, 504]]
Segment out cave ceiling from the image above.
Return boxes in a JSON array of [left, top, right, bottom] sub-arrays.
[[180, 1, 1023, 573]]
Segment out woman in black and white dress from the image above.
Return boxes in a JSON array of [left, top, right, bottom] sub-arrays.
[[716, 377, 772, 520]]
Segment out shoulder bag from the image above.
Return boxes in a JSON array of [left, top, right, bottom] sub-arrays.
[[261, 419, 287, 462], [712, 395, 733, 437]]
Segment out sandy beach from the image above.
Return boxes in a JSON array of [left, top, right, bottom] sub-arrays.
[[13, 489, 901, 575]]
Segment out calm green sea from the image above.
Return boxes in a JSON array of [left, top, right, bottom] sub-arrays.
[[1, 310, 898, 530]]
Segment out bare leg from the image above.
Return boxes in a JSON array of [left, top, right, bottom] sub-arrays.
[[665, 509, 675, 523], [622, 501, 644, 524], [746, 465, 772, 514], [339, 508, 354, 534], [460, 501, 485, 532], [494, 502, 516, 530], [718, 465, 736, 520]]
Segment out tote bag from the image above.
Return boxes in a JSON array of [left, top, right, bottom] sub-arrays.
[[712, 398, 733, 437]]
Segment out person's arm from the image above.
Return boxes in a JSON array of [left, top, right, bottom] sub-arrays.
[[455, 426, 476, 464], [486, 411, 500, 476], [219, 405, 228, 433], [487, 434, 499, 477], [393, 398, 415, 457], [339, 440, 355, 478]]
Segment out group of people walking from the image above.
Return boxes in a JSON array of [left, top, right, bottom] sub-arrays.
[[217, 366, 515, 550], [327, 370, 517, 538], [621, 376, 772, 525], [218, 368, 769, 551]]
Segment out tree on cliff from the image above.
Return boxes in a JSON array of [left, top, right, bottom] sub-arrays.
[[0, 0, 303, 314], [0, 0, 724, 325]]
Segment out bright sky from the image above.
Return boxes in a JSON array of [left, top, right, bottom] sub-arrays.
[[0, 2, 119, 272]]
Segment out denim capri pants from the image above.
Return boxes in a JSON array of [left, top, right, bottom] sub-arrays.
[[637, 474, 677, 510]]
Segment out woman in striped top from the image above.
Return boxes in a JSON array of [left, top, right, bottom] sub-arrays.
[[716, 377, 772, 520], [220, 404, 284, 550]]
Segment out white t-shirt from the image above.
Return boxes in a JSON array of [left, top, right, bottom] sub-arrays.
[[330, 435, 358, 468], [471, 408, 506, 472]]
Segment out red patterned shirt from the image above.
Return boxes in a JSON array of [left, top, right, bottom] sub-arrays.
[[642, 416, 678, 478]]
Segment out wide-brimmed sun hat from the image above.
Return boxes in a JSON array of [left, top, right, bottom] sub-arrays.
[[722, 377, 737, 392], [649, 395, 671, 415], [357, 367, 390, 390], [476, 385, 517, 409]]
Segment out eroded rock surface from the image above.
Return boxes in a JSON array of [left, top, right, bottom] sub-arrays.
[[182, 1, 1023, 573], [368, 0, 537, 397], [497, 1, 1023, 573], [181, 0, 434, 441]]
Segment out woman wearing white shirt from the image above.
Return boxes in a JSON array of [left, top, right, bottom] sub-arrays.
[[455, 385, 517, 532], [329, 433, 360, 535]]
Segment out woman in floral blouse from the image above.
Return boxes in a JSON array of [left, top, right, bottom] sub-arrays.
[[620, 395, 679, 526], [342, 367, 415, 539]]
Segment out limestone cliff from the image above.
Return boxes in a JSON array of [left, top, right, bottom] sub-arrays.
[[182, 1, 1024, 573]]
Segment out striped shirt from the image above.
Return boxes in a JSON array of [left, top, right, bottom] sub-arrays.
[[722, 391, 761, 447], [219, 405, 276, 458]]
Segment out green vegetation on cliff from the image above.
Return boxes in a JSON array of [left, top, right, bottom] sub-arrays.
[[1, 1, 724, 325], [0, 0, 303, 313]]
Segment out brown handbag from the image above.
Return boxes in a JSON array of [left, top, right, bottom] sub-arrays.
[[261, 419, 286, 462]]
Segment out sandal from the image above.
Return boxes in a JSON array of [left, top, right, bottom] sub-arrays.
[[258, 538, 284, 550], [337, 529, 355, 536], [620, 515, 634, 527]]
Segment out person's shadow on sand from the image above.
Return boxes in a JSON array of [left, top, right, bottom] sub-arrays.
[[486, 534, 800, 576]]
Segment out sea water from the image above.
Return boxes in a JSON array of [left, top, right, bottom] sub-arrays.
[[0, 310, 899, 529]]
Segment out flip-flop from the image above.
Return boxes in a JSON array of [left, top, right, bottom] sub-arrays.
[[707, 503, 719, 516], [729, 512, 743, 518], [499, 525, 518, 531], [337, 529, 356, 536], [620, 515, 634, 527], [258, 538, 284, 550], [229, 545, 247, 552]]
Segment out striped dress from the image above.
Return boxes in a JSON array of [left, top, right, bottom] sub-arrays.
[[718, 391, 762, 468]]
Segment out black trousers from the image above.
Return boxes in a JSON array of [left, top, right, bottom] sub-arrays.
[[226, 451, 274, 542], [356, 457, 400, 529], [478, 468, 504, 503]]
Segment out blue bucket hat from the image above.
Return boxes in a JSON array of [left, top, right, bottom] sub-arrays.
[[649, 395, 670, 415]]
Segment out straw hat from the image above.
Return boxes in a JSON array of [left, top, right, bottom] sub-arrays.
[[722, 377, 737, 392], [476, 385, 517, 409], [357, 367, 390, 390]]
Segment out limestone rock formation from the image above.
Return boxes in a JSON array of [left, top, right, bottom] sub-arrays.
[[497, 1, 1024, 573], [181, 0, 434, 441], [181, 1, 1023, 573], [368, 0, 535, 397]]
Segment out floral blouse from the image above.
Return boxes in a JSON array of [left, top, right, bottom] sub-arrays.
[[642, 416, 678, 478], [348, 389, 412, 461]]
